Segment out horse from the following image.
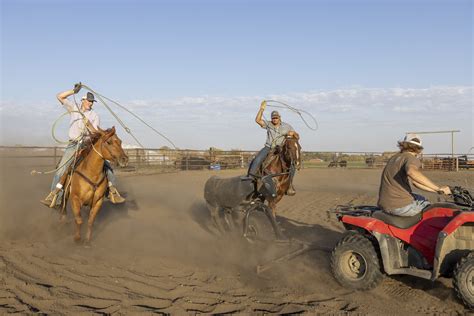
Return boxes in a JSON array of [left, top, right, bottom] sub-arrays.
[[58, 127, 128, 243], [260, 136, 301, 219], [203, 137, 301, 239]]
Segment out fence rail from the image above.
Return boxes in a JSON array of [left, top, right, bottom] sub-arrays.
[[0, 146, 473, 173]]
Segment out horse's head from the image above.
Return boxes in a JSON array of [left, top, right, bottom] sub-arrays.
[[98, 127, 129, 167], [282, 136, 302, 170]]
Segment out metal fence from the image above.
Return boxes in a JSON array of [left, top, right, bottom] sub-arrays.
[[0, 146, 472, 173]]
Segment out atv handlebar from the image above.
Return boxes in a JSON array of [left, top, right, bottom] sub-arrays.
[[448, 186, 474, 208]]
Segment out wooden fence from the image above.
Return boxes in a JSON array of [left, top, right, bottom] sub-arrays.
[[0, 146, 472, 173]]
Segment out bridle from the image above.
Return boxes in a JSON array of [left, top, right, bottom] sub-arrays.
[[90, 132, 118, 162], [281, 137, 300, 171]]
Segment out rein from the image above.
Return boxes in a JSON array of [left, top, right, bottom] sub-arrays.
[[260, 140, 296, 178]]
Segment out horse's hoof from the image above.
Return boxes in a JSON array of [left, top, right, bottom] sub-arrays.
[[83, 242, 91, 248], [74, 237, 81, 244]]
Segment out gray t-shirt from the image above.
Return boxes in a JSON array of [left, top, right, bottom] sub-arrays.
[[262, 120, 294, 148], [377, 152, 421, 211]]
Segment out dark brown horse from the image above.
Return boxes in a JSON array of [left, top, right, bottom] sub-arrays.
[[59, 127, 128, 243], [260, 136, 302, 218]]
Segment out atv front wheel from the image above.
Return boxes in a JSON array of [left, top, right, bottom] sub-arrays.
[[453, 252, 474, 309], [331, 231, 383, 290]]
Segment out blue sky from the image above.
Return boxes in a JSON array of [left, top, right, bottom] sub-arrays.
[[1, 0, 473, 152]]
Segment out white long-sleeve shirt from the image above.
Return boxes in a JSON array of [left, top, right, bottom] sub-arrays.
[[62, 99, 100, 141]]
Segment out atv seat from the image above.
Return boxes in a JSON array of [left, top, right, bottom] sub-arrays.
[[372, 211, 422, 229]]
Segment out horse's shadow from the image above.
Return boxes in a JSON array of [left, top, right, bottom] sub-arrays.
[[93, 193, 139, 237], [57, 191, 139, 242], [189, 200, 220, 236]]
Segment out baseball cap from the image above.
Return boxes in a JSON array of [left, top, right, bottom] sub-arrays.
[[402, 133, 423, 149], [271, 110, 280, 118], [81, 92, 96, 102]]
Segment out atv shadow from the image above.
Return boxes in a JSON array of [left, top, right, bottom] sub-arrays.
[[391, 275, 464, 307]]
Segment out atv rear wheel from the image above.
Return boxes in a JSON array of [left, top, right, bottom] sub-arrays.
[[453, 252, 474, 309], [331, 231, 383, 290]]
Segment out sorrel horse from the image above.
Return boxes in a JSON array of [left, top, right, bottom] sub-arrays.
[[260, 136, 302, 218], [59, 127, 128, 243]]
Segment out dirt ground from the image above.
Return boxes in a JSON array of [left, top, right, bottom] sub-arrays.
[[0, 161, 473, 314]]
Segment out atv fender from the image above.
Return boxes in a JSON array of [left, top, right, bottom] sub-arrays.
[[432, 213, 474, 280], [372, 232, 432, 279], [341, 215, 392, 235]]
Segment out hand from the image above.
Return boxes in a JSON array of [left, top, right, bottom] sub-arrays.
[[260, 100, 267, 110], [73, 82, 82, 94], [438, 186, 452, 195]]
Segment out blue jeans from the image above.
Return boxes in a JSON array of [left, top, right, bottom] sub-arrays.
[[388, 194, 430, 217], [51, 142, 80, 190], [248, 146, 271, 176], [104, 160, 116, 185]]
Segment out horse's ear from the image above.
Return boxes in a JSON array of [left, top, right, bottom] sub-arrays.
[[97, 126, 106, 135], [111, 126, 116, 134]]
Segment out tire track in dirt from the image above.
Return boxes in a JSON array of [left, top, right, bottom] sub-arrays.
[[1, 167, 471, 314]]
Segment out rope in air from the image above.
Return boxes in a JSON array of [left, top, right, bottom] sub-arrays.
[[264, 100, 319, 131], [81, 84, 178, 150], [32, 83, 177, 175], [261, 99, 319, 148]]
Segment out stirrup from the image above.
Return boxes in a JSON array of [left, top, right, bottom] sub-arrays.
[[108, 187, 125, 204], [40, 190, 60, 208]]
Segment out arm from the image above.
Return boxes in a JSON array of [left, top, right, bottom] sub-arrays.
[[255, 100, 266, 128], [411, 178, 437, 193], [288, 131, 300, 140], [407, 165, 451, 194], [83, 112, 100, 135], [56, 83, 82, 112]]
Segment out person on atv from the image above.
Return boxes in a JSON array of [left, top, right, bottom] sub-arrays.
[[377, 133, 451, 216], [249, 100, 299, 196], [40, 83, 125, 208]]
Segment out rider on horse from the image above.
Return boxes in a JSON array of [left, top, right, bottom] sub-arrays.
[[248, 100, 299, 196], [40, 83, 125, 208]]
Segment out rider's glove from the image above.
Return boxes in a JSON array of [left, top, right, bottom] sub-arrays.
[[73, 82, 82, 94]]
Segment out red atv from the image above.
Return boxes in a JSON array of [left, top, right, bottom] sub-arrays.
[[330, 186, 474, 309]]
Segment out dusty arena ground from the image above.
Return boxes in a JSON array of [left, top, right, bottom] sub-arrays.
[[1, 161, 473, 314]]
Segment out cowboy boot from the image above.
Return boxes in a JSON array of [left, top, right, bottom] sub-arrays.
[[286, 184, 296, 196], [108, 185, 125, 204], [40, 188, 62, 208]]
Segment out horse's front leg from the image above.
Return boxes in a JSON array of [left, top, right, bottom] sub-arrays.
[[86, 197, 104, 244], [267, 196, 286, 240], [71, 196, 83, 243]]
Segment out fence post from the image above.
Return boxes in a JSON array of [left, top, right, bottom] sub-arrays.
[[456, 158, 459, 172], [53, 147, 57, 167], [186, 151, 189, 171], [135, 148, 139, 170]]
